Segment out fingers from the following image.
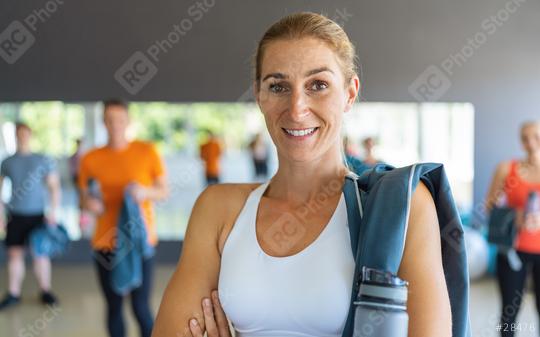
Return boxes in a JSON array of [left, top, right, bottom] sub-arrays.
[[203, 297, 219, 337], [189, 292, 231, 337], [189, 318, 203, 337], [523, 213, 540, 231], [212, 290, 232, 337]]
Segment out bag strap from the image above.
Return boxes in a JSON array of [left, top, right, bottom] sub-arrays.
[[341, 165, 416, 337], [341, 172, 363, 337], [343, 171, 363, 257]]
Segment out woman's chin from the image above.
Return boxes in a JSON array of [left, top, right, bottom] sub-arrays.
[[280, 151, 318, 164]]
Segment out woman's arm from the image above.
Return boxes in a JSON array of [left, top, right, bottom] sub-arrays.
[[152, 185, 226, 337], [484, 161, 527, 228], [485, 161, 510, 212], [397, 181, 452, 337]]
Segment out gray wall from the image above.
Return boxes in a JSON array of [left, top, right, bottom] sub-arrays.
[[1, 0, 540, 223]]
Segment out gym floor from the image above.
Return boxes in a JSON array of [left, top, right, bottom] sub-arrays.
[[0, 266, 538, 337]]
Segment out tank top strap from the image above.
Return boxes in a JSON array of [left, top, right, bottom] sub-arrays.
[[245, 181, 270, 232], [254, 181, 270, 199], [248, 181, 270, 212], [510, 160, 519, 175], [506, 160, 519, 183], [223, 181, 270, 246]]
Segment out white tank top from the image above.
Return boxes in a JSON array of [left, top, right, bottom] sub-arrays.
[[218, 181, 355, 337]]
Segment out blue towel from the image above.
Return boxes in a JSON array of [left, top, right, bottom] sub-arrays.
[[110, 191, 155, 295], [345, 155, 372, 174], [29, 224, 70, 258], [341, 163, 471, 337]]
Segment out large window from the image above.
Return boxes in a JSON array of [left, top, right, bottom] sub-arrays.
[[0, 102, 85, 156], [343, 102, 474, 213], [0, 101, 474, 241]]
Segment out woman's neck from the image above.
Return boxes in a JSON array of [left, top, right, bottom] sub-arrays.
[[269, 148, 348, 205], [525, 152, 540, 168]]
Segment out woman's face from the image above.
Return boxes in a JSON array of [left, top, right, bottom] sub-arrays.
[[521, 124, 540, 155], [256, 37, 359, 163]]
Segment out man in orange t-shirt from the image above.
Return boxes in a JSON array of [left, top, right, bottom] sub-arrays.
[[199, 130, 222, 185], [79, 99, 168, 337]]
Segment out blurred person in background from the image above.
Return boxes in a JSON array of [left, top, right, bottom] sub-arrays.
[[343, 136, 371, 175], [200, 130, 222, 185], [485, 121, 540, 337], [0, 122, 61, 310], [248, 132, 269, 180], [69, 138, 93, 236], [342, 135, 359, 158], [78, 99, 168, 337], [361, 136, 381, 167], [69, 138, 83, 191]]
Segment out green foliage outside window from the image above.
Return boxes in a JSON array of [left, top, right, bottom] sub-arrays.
[[129, 102, 261, 154], [0, 102, 85, 156]]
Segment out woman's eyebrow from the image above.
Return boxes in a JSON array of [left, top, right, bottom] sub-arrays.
[[305, 67, 334, 77], [262, 72, 287, 82], [261, 67, 334, 82]]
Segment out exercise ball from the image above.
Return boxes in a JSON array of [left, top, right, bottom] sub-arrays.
[[463, 227, 489, 280]]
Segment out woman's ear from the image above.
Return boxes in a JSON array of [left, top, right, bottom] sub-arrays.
[[344, 75, 360, 113]]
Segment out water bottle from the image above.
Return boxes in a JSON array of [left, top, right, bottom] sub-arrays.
[[523, 190, 540, 236], [87, 178, 102, 200], [526, 191, 540, 216], [352, 267, 409, 337]]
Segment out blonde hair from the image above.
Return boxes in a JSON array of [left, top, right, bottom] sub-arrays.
[[521, 120, 540, 132], [254, 12, 358, 90]]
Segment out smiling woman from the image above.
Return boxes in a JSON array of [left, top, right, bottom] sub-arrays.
[[255, 36, 355, 166], [152, 12, 452, 337]]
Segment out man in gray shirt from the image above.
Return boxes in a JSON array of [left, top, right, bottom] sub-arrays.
[[0, 122, 61, 310]]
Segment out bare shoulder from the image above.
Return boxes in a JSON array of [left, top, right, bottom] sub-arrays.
[[404, 181, 441, 263], [200, 182, 260, 200], [495, 160, 512, 177], [198, 182, 261, 216], [198, 182, 263, 253], [407, 180, 439, 235], [411, 181, 434, 206]]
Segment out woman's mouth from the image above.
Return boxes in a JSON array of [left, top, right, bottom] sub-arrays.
[[282, 127, 319, 138]]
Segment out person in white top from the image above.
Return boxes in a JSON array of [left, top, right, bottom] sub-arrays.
[[153, 12, 451, 337]]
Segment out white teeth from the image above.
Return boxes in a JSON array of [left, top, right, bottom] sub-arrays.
[[284, 127, 316, 137]]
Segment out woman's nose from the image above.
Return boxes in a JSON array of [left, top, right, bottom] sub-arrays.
[[287, 89, 310, 121]]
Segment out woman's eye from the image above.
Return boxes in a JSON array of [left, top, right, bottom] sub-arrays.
[[269, 83, 287, 94], [310, 80, 328, 91]]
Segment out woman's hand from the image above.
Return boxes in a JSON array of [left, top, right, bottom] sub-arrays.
[[189, 290, 232, 337], [522, 211, 540, 231]]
